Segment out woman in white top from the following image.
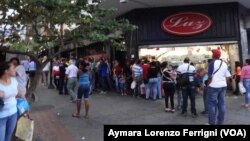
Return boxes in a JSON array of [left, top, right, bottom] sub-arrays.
[[0, 61, 25, 141]]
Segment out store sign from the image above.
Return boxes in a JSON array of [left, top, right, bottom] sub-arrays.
[[161, 12, 212, 36]]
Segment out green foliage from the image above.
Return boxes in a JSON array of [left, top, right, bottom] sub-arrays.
[[0, 0, 137, 54]]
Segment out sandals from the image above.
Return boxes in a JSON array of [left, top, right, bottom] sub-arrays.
[[72, 113, 80, 118], [241, 104, 249, 108]]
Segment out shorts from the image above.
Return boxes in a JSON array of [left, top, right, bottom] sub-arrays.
[[119, 82, 126, 89], [77, 84, 90, 100]]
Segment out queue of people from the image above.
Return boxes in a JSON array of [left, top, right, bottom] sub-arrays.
[[1, 47, 248, 141]]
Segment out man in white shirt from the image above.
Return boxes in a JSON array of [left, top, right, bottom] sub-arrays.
[[207, 49, 231, 125], [10, 57, 27, 96], [66, 59, 78, 102], [177, 57, 197, 117]]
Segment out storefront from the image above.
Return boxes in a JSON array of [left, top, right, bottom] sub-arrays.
[[122, 2, 250, 69]]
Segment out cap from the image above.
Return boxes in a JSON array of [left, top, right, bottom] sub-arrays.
[[212, 49, 221, 58]]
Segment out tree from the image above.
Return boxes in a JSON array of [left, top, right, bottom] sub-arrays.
[[0, 0, 137, 100]]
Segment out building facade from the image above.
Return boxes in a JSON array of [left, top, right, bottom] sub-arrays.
[[121, 2, 249, 68]]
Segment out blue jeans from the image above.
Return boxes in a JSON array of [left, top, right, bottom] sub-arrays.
[[207, 87, 226, 125], [243, 79, 250, 104], [146, 78, 158, 99], [0, 113, 17, 141], [101, 76, 109, 91], [114, 76, 120, 93]]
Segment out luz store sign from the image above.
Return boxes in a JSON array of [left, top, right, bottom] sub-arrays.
[[161, 12, 212, 36]]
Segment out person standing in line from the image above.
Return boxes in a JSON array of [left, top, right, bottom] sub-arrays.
[[0, 61, 25, 141], [240, 59, 250, 108], [66, 59, 78, 102], [72, 62, 90, 119], [27, 57, 36, 87], [207, 49, 231, 125], [173, 65, 182, 111], [42, 56, 50, 86], [132, 60, 143, 98], [233, 61, 242, 95], [200, 59, 213, 115], [10, 57, 27, 96], [52, 58, 60, 90], [113, 60, 122, 93], [59, 58, 68, 95], [146, 61, 158, 100], [177, 57, 197, 117], [99, 59, 109, 94], [162, 62, 176, 112]]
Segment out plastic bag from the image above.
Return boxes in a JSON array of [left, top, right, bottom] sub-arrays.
[[239, 82, 246, 94], [15, 116, 34, 141], [17, 98, 29, 117], [131, 81, 136, 89]]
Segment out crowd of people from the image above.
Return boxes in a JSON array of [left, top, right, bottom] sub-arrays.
[[1, 48, 250, 140]]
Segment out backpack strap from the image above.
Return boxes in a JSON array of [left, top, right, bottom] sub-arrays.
[[213, 60, 223, 75]]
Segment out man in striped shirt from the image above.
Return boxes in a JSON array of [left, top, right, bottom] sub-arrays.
[[132, 60, 143, 97]]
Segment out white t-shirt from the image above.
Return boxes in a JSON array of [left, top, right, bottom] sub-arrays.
[[66, 64, 78, 78], [16, 65, 27, 95], [177, 63, 196, 82], [208, 60, 231, 88], [0, 77, 18, 118]]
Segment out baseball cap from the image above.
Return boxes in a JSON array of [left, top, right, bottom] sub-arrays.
[[212, 49, 221, 58]]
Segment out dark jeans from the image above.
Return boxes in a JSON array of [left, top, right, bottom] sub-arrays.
[[54, 76, 60, 90], [163, 83, 175, 109], [134, 76, 142, 96], [203, 86, 208, 112], [59, 77, 68, 94], [182, 86, 197, 114], [101, 76, 109, 91], [234, 75, 240, 95]]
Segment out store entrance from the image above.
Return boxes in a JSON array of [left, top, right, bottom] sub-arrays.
[[139, 44, 239, 69], [139, 43, 240, 91]]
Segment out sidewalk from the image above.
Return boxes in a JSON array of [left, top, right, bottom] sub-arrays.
[[31, 86, 250, 141]]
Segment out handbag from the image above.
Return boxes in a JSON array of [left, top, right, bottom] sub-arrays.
[[15, 116, 34, 141], [239, 82, 246, 94], [17, 98, 29, 117]]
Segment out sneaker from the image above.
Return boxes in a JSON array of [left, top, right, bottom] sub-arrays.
[[241, 104, 249, 108], [170, 109, 175, 113], [200, 111, 207, 115], [181, 111, 187, 117], [165, 108, 171, 112]]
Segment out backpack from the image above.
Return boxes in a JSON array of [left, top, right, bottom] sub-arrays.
[[177, 65, 190, 87]]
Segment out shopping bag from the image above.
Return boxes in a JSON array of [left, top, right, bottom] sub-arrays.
[[16, 98, 29, 117], [131, 81, 136, 89], [140, 83, 145, 95], [239, 82, 246, 94], [15, 116, 34, 141]]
